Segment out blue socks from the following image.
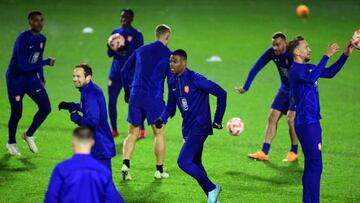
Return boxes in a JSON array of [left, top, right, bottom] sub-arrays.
[[262, 143, 271, 155], [290, 144, 298, 154]]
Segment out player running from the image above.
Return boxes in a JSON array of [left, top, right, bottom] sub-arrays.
[[5, 11, 55, 155], [235, 32, 299, 162], [157, 49, 226, 203]]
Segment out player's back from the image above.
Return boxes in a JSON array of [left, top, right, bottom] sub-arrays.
[[48, 154, 113, 203], [131, 41, 171, 102]]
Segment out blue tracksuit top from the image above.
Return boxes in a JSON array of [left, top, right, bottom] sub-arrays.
[[243, 48, 293, 93], [6, 30, 51, 81], [161, 69, 227, 137], [107, 26, 143, 80], [289, 54, 348, 126], [120, 40, 171, 103], [45, 154, 124, 203], [71, 81, 116, 159]]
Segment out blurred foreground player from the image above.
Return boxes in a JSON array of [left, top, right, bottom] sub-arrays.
[[45, 127, 124, 203]]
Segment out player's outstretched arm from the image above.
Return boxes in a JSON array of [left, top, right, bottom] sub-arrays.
[[321, 41, 353, 78], [240, 48, 273, 92]]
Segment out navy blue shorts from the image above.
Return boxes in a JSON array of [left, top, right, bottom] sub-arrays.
[[271, 89, 295, 114], [127, 98, 165, 126]]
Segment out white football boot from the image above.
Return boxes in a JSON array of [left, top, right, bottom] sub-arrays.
[[6, 143, 21, 156]]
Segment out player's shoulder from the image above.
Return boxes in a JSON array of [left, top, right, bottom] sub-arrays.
[[16, 30, 31, 41], [39, 32, 47, 40], [131, 26, 142, 35], [191, 69, 205, 79], [263, 47, 276, 58], [112, 27, 123, 34]]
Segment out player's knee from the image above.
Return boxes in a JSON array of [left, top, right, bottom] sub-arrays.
[[177, 156, 189, 171], [41, 103, 51, 115], [268, 113, 278, 124], [287, 115, 295, 126], [10, 109, 22, 121]]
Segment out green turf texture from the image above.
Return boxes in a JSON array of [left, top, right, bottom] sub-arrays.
[[0, 0, 359, 202]]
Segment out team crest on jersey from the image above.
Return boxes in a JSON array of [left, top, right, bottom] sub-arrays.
[[184, 85, 189, 93], [285, 59, 289, 66], [40, 42, 43, 49], [127, 36, 133, 42], [29, 52, 40, 64], [318, 143, 322, 151], [180, 97, 188, 111]]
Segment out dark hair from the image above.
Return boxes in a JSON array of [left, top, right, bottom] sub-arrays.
[[272, 32, 286, 40], [121, 8, 134, 18], [155, 24, 171, 38], [73, 126, 94, 140], [28, 11, 43, 20], [75, 63, 93, 77], [287, 36, 305, 56], [172, 49, 187, 60]]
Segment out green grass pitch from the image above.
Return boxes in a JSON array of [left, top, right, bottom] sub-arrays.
[[0, 0, 359, 202]]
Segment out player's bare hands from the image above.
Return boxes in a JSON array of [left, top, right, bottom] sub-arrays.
[[49, 58, 56, 66], [325, 43, 340, 58], [344, 40, 354, 56], [234, 86, 247, 94]]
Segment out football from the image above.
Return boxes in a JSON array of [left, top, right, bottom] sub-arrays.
[[226, 117, 245, 136], [107, 33, 125, 50], [296, 5, 310, 17], [351, 29, 360, 49]]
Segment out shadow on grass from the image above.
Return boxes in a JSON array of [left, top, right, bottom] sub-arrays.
[[120, 180, 164, 203], [225, 161, 302, 186], [0, 154, 37, 186]]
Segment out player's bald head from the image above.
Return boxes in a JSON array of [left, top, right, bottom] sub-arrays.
[[272, 32, 287, 55]]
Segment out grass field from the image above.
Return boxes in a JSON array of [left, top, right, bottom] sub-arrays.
[[0, 0, 360, 202]]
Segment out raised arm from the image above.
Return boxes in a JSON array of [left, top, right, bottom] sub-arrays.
[[320, 41, 353, 78]]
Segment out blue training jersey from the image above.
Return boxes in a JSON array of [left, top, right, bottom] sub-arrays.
[[161, 69, 227, 137], [121, 40, 171, 103], [70, 81, 116, 159], [7, 30, 51, 81], [107, 26, 143, 80], [243, 48, 293, 93], [45, 154, 124, 203], [289, 54, 348, 126]]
